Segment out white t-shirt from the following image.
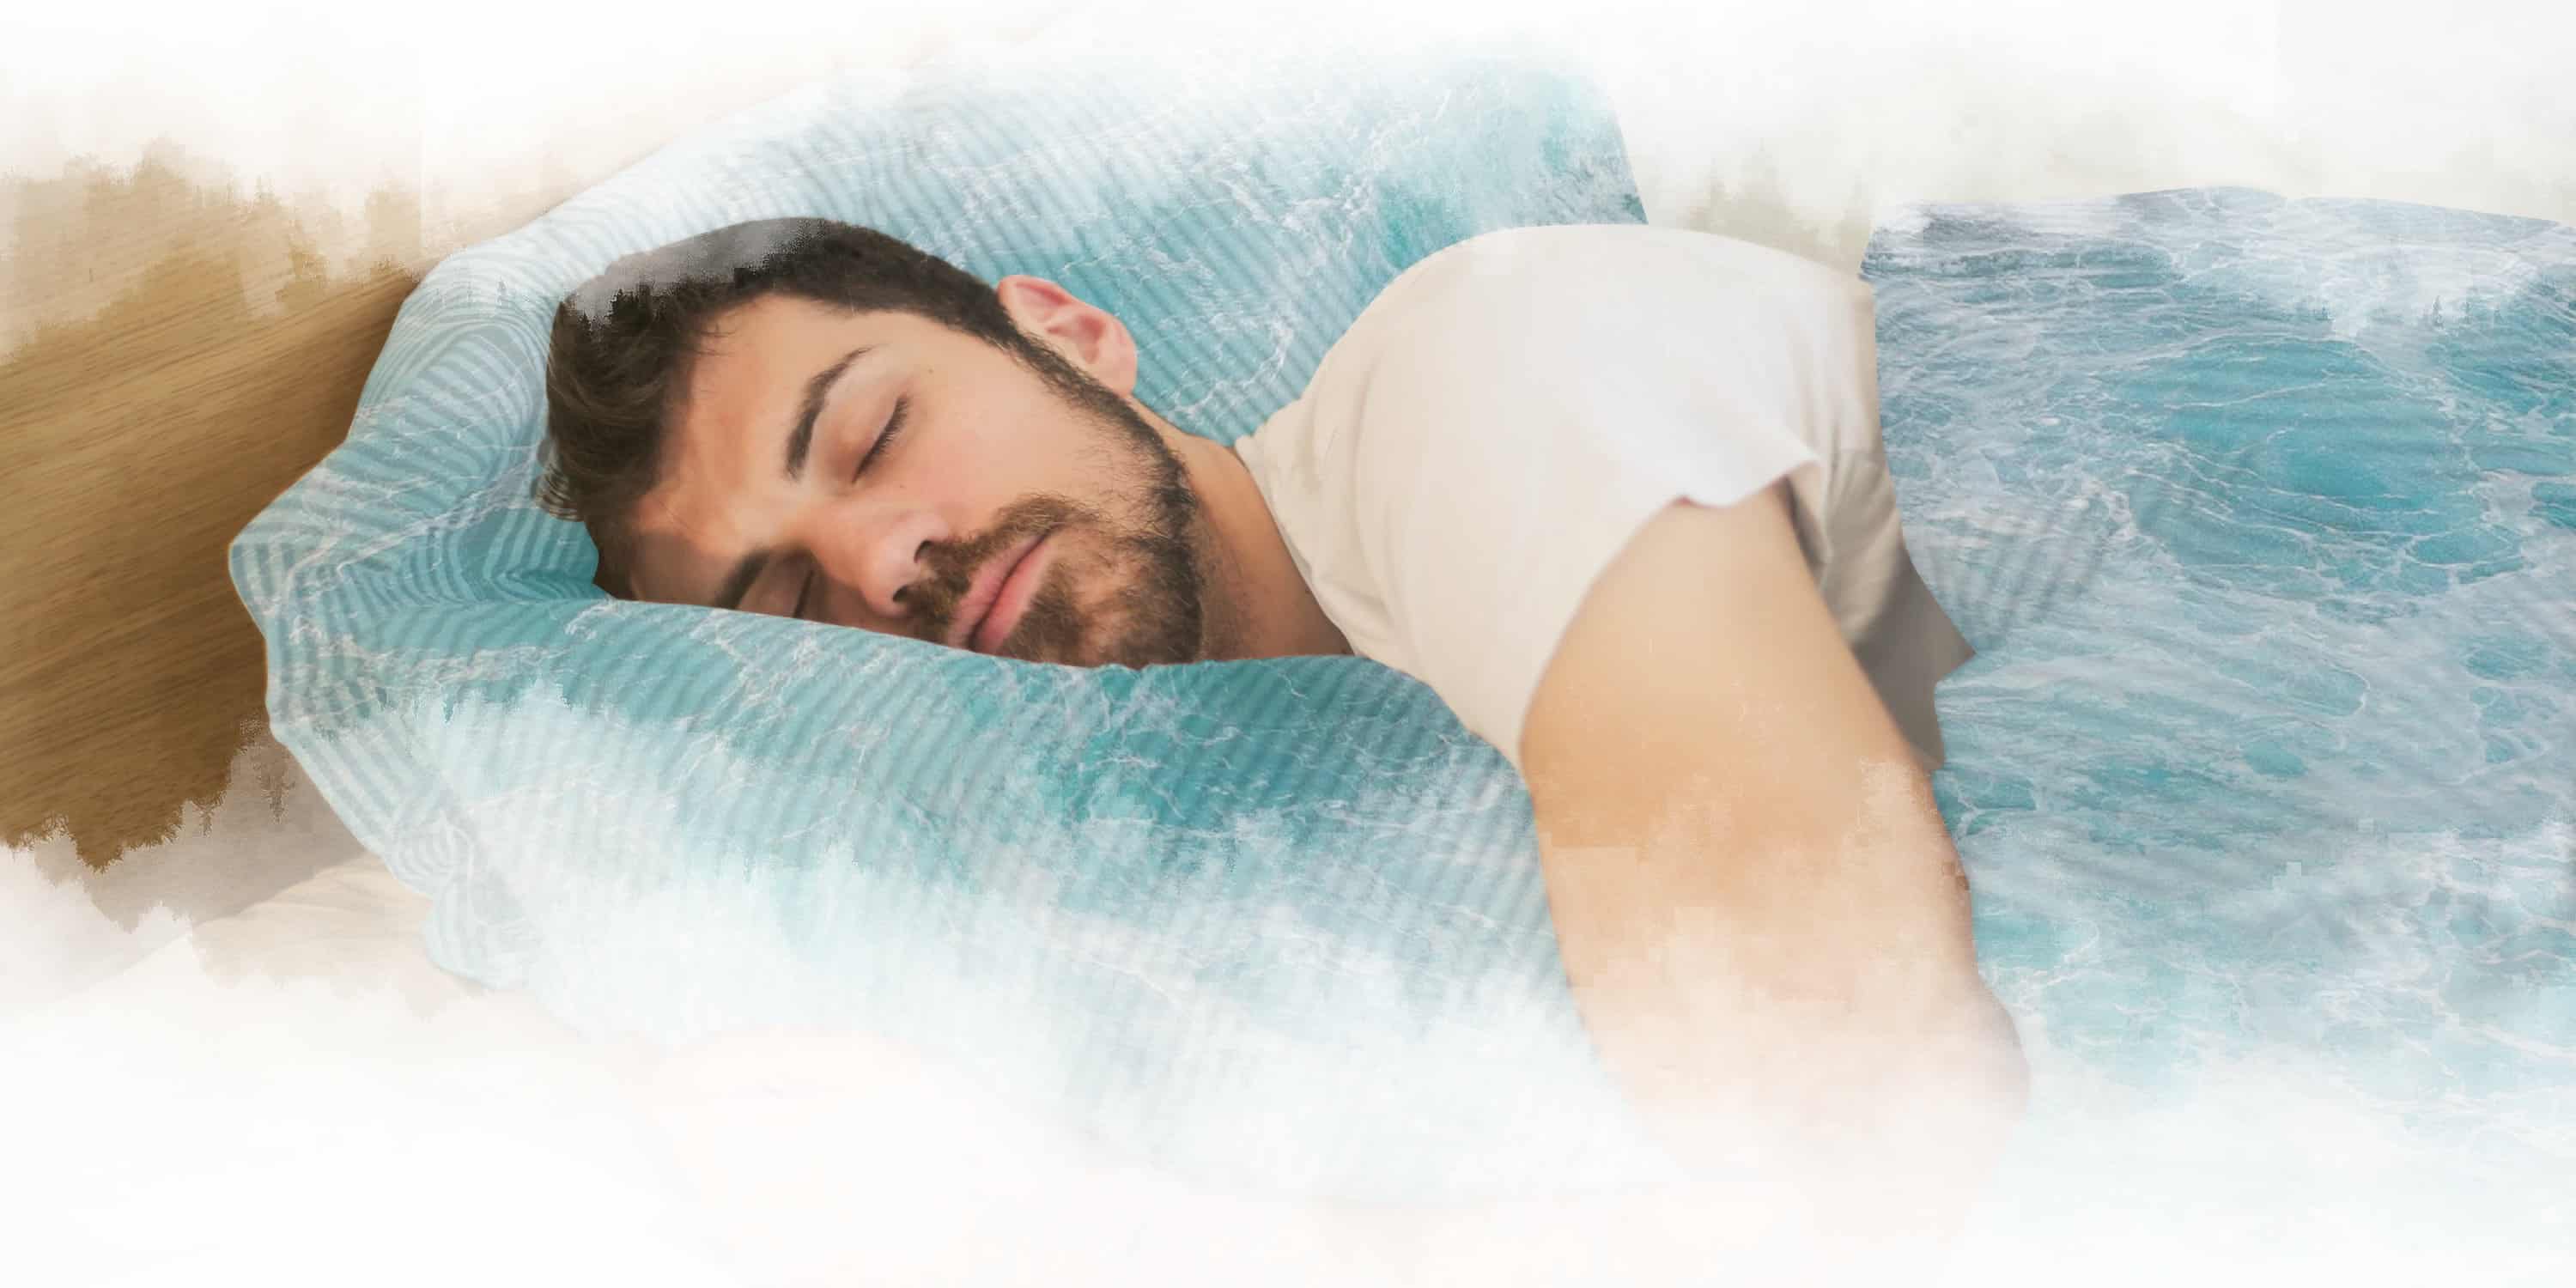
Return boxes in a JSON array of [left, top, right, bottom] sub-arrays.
[[1231, 223, 1973, 775]]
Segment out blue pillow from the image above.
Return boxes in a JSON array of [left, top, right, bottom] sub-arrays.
[[232, 52, 1674, 1202]]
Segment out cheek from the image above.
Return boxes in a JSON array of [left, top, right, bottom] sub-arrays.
[[902, 438, 1028, 532], [944, 403, 1091, 501]]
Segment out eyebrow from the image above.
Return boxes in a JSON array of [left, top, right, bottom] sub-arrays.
[[707, 344, 874, 611]]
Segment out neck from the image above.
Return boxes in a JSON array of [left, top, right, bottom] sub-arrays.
[[1155, 420, 1350, 662]]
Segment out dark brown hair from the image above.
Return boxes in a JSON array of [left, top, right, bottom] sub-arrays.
[[535, 218, 1043, 597]]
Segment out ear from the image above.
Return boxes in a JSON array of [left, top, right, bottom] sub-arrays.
[[993, 275, 1139, 395]]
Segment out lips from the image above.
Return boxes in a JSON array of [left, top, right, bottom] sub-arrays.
[[947, 531, 1048, 653]]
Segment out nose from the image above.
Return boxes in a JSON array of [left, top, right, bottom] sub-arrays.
[[805, 501, 951, 627]]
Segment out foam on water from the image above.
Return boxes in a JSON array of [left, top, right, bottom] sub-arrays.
[[1868, 187, 2575, 1248]]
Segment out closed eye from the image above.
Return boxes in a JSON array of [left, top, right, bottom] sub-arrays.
[[793, 395, 910, 622], [857, 394, 909, 477]]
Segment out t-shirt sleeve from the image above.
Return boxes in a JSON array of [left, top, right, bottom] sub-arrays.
[[1312, 240, 1849, 771]]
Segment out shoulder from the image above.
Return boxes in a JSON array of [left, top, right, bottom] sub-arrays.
[[1317, 225, 1874, 389], [1370, 224, 1869, 319]]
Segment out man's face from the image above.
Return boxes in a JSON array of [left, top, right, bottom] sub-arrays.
[[621, 292, 1210, 666]]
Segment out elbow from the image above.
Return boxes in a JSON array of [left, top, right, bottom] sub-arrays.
[[1855, 980, 2030, 1139], [1982, 989, 2030, 1096], [1938, 987, 2032, 1134]]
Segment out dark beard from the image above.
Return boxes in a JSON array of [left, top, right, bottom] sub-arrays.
[[902, 380, 1209, 667]]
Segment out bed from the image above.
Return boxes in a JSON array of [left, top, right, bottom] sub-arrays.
[[14, 41, 2572, 1288]]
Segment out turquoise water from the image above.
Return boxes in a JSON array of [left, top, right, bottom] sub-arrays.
[[1869, 189, 2574, 1229]]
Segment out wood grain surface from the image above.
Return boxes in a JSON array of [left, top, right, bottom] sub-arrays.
[[3, 152, 425, 868]]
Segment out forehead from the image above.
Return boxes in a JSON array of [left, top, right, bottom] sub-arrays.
[[680, 294, 920, 430]]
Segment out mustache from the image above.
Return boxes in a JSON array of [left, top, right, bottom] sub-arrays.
[[902, 495, 1089, 640]]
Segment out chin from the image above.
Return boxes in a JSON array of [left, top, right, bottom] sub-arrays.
[[1018, 630, 1114, 671], [1062, 632, 1132, 671]]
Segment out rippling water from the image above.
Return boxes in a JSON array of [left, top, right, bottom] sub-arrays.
[[1869, 187, 2575, 1247]]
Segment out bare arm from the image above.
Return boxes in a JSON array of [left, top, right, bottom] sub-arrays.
[[1520, 483, 2026, 1261]]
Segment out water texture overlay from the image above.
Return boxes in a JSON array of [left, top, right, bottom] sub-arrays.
[[230, 38, 2572, 1227], [1870, 187, 2573, 1243]]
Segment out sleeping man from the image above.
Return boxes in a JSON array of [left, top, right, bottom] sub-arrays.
[[537, 216, 2027, 1247]]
